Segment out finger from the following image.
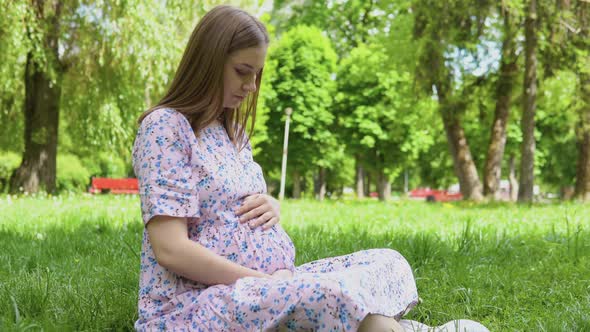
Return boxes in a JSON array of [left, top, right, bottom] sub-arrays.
[[236, 200, 253, 216], [236, 194, 264, 215], [240, 205, 268, 223], [261, 217, 279, 230], [248, 211, 273, 228], [251, 194, 265, 207], [239, 206, 259, 222], [244, 193, 263, 203]]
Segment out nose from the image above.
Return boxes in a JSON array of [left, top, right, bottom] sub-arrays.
[[242, 77, 257, 93]]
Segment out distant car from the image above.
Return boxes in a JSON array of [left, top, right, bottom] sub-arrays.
[[408, 188, 463, 202]]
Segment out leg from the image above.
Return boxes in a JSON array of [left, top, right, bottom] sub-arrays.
[[358, 314, 404, 332]]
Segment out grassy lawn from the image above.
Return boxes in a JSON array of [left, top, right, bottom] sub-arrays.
[[0, 194, 588, 331]]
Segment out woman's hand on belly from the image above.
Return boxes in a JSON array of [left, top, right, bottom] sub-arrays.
[[235, 194, 280, 230]]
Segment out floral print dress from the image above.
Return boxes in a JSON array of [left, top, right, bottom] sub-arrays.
[[132, 108, 418, 331]]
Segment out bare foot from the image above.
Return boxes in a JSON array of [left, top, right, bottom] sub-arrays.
[[358, 314, 404, 332]]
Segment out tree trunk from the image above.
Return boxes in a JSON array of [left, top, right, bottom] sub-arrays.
[[355, 154, 365, 199], [574, 109, 590, 201], [384, 180, 391, 201], [292, 170, 301, 199], [365, 172, 371, 197], [9, 1, 63, 195], [518, 0, 538, 203], [508, 153, 518, 202], [377, 167, 391, 202], [484, 10, 517, 199], [404, 169, 409, 194], [422, 26, 483, 201], [574, 0, 590, 201], [375, 149, 390, 201], [9, 53, 62, 194], [439, 103, 483, 201], [317, 166, 327, 201]]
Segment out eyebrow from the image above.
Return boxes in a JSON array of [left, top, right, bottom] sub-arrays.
[[237, 63, 262, 72]]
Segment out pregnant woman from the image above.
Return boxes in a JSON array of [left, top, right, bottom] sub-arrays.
[[132, 5, 487, 332]]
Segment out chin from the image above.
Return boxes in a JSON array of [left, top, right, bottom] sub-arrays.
[[225, 102, 241, 108]]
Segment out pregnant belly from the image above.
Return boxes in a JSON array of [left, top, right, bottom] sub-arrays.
[[230, 222, 296, 273], [192, 213, 296, 274]]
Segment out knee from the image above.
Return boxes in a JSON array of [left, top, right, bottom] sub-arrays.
[[377, 248, 413, 272], [376, 248, 407, 262]]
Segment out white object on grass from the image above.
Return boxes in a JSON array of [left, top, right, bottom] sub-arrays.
[[399, 319, 490, 332]]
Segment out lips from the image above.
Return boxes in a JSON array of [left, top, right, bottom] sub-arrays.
[[235, 95, 246, 101]]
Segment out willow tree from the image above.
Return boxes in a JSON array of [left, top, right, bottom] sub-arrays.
[[2, 1, 215, 194]]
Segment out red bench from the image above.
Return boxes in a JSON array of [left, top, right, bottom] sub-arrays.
[[88, 177, 139, 194], [409, 188, 463, 202]]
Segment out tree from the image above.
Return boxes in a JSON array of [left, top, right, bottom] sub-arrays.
[[272, 0, 397, 57], [518, 0, 539, 203], [483, 4, 519, 199], [535, 0, 589, 200], [413, 0, 492, 201], [8, 1, 64, 194], [3, 1, 210, 194], [0, 1, 27, 153], [336, 43, 434, 201], [271, 0, 411, 197], [259, 25, 339, 199], [573, 0, 590, 201]]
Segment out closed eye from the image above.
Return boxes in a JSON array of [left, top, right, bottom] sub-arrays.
[[236, 67, 262, 77]]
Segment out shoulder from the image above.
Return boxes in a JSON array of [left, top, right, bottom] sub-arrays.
[[140, 108, 194, 141], [141, 108, 191, 131], [135, 108, 195, 154]]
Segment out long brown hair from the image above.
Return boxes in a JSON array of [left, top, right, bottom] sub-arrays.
[[137, 5, 269, 151]]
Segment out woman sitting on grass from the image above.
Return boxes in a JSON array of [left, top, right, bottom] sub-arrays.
[[132, 5, 488, 332]]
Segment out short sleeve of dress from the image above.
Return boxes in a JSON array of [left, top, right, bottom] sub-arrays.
[[132, 109, 201, 225]]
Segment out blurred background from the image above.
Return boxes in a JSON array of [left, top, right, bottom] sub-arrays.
[[1, 0, 588, 203]]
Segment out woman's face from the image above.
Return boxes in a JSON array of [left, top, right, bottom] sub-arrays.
[[223, 45, 268, 109]]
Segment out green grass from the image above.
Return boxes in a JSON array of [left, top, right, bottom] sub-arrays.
[[0, 194, 589, 331]]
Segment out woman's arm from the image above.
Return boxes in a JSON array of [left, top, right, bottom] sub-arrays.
[[147, 215, 271, 285]]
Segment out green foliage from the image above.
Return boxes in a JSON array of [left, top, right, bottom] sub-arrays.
[[272, 0, 410, 57], [1, 0, 588, 196], [259, 25, 340, 185], [81, 153, 129, 178], [249, 13, 278, 158], [536, 70, 579, 189], [0, 151, 21, 192], [61, 1, 205, 158], [325, 153, 356, 196], [56, 154, 91, 193], [336, 43, 436, 183], [0, 1, 27, 153]]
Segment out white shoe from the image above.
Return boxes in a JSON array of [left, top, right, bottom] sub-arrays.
[[399, 319, 490, 332], [399, 320, 432, 331]]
